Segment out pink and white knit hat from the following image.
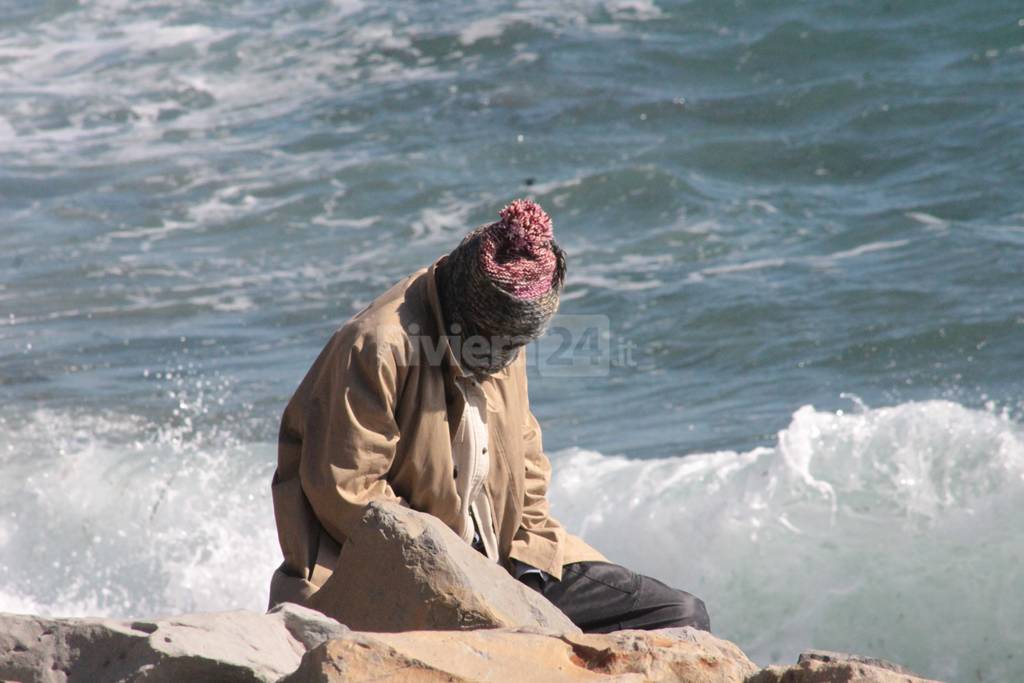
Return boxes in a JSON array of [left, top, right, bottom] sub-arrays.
[[478, 199, 559, 299], [437, 199, 565, 369]]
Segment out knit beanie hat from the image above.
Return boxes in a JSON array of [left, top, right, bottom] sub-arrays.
[[437, 199, 565, 374]]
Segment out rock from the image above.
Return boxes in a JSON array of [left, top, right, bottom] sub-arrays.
[[283, 625, 760, 683], [305, 500, 580, 634], [0, 603, 346, 683], [1, 605, 946, 683], [748, 649, 943, 683], [0, 500, 945, 682], [798, 650, 919, 675]]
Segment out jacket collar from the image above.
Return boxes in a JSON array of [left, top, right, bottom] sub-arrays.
[[425, 256, 470, 380]]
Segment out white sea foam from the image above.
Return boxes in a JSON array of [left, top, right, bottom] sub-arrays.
[[311, 215, 380, 230], [2, 399, 1018, 683], [571, 273, 664, 291], [351, 23, 414, 51], [694, 257, 787, 278], [0, 20, 223, 85], [746, 199, 779, 214], [556, 253, 672, 292], [409, 195, 486, 241], [548, 400, 1024, 682], [812, 239, 910, 265], [906, 211, 950, 229], [604, 0, 664, 22], [459, 13, 531, 46], [455, 1, 661, 47], [688, 239, 911, 282], [0, 410, 279, 619]]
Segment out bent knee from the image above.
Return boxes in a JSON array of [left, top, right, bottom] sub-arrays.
[[672, 592, 711, 632]]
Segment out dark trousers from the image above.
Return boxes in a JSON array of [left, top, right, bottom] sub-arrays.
[[520, 562, 710, 634]]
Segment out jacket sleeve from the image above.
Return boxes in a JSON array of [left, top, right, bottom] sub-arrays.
[[298, 328, 406, 545], [507, 388, 568, 579]]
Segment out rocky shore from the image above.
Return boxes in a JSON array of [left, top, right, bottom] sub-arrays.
[[0, 503, 943, 682]]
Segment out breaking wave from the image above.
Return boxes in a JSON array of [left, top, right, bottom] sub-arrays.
[[549, 399, 1024, 682], [1, 398, 1021, 682]]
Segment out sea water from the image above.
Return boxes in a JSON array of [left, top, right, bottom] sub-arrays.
[[2, 1, 1023, 681]]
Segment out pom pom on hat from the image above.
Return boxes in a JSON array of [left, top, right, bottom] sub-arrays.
[[479, 199, 558, 299], [499, 199, 553, 252]]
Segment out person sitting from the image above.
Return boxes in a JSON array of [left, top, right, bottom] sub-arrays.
[[268, 199, 709, 633]]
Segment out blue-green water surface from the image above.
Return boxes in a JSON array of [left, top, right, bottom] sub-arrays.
[[2, 2, 1023, 680]]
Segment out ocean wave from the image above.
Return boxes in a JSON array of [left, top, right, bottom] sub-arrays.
[[1, 399, 1020, 681], [549, 399, 1024, 682], [0, 409, 279, 619]]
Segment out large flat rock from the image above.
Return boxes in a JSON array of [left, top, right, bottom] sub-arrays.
[[284, 625, 760, 683], [0, 607, 945, 683], [306, 500, 580, 634], [0, 603, 346, 683]]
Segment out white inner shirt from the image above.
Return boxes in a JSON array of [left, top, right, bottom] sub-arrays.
[[451, 373, 499, 562]]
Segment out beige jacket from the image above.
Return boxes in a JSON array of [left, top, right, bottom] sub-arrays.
[[269, 257, 605, 608]]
